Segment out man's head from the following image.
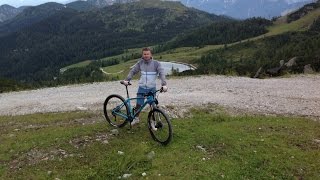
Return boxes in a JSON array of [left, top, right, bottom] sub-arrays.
[[142, 47, 152, 61]]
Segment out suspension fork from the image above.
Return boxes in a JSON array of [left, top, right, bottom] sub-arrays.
[[150, 102, 157, 111]]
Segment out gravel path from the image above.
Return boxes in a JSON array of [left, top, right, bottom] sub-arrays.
[[1, 75, 320, 119]]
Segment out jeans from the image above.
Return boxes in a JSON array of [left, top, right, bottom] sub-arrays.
[[136, 86, 156, 106]]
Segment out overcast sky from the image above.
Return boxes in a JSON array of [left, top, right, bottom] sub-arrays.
[[0, 0, 70, 7], [0, 0, 311, 8]]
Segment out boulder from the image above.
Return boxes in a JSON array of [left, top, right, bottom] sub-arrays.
[[285, 57, 297, 67], [266, 60, 285, 77], [280, 60, 285, 67], [304, 64, 314, 74], [266, 67, 282, 76], [253, 67, 263, 78]]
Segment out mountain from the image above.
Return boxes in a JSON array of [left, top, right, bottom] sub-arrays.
[[88, 0, 127, 7], [179, 0, 315, 19], [61, 0, 315, 19], [64, 0, 139, 11], [66, 1, 97, 11], [64, 0, 139, 9], [3, 0, 312, 20], [0, 2, 71, 36], [76, 0, 139, 7], [0, 4, 27, 22], [286, 0, 320, 22], [0, 0, 227, 83], [0, 1, 139, 27]]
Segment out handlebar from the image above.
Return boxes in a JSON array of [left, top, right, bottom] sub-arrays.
[[120, 80, 166, 98]]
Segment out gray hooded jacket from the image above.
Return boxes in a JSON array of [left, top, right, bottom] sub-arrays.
[[126, 58, 167, 89]]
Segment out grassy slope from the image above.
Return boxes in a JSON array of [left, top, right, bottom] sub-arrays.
[[0, 108, 319, 179], [60, 60, 92, 72], [267, 8, 320, 35], [160, 7, 320, 62]]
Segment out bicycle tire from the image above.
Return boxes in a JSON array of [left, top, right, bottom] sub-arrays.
[[148, 108, 172, 145], [103, 94, 129, 128]]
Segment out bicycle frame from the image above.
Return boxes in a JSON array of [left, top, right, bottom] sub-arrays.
[[111, 85, 158, 122]]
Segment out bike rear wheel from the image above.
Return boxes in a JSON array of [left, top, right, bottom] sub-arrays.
[[148, 108, 172, 145], [103, 94, 129, 128]]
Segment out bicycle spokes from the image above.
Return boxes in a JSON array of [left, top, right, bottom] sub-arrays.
[[104, 95, 128, 127], [154, 112, 164, 129]]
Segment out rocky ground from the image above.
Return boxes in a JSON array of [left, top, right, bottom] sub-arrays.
[[1, 75, 320, 120]]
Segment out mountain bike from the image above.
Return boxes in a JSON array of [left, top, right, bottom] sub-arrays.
[[103, 81, 172, 145]]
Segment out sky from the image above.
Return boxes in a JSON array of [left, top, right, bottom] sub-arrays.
[[0, 0, 311, 8], [0, 0, 70, 7]]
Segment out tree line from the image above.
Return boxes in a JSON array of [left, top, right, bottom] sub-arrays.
[[158, 17, 272, 51]]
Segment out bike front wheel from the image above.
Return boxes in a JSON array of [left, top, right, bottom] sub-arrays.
[[103, 94, 129, 128], [148, 108, 172, 145]]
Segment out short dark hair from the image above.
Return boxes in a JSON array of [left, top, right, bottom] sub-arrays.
[[142, 47, 152, 53]]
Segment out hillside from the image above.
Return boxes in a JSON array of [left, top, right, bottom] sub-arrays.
[[153, 0, 320, 77], [286, 0, 320, 22], [163, 17, 272, 49], [0, 4, 27, 23], [179, 0, 314, 19], [66, 1, 97, 11], [62, 1, 320, 82], [0, 0, 226, 85], [0, 2, 69, 36]]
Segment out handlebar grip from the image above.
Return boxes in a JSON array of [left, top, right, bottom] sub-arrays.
[[120, 80, 131, 86]]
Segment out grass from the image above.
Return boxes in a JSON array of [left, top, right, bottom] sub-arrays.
[[267, 8, 320, 36], [60, 60, 92, 72], [0, 107, 319, 179], [103, 60, 135, 74], [156, 45, 222, 63]]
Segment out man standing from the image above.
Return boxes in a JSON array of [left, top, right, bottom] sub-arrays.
[[123, 47, 167, 128]]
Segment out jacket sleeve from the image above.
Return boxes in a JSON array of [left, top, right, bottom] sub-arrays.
[[157, 62, 167, 86], [126, 61, 140, 81]]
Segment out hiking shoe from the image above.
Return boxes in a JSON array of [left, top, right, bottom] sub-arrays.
[[131, 117, 140, 126], [150, 120, 157, 131]]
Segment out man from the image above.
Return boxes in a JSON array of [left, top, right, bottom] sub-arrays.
[[123, 47, 167, 129]]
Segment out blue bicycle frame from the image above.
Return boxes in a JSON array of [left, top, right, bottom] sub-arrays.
[[111, 85, 158, 122]]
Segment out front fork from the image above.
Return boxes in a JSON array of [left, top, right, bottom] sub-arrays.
[[150, 102, 158, 110]]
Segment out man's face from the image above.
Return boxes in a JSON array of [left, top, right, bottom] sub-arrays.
[[142, 50, 152, 61]]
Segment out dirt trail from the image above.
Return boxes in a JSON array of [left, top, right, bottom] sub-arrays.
[[1, 75, 319, 119]]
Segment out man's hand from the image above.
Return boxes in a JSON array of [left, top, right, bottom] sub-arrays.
[[120, 80, 130, 86], [161, 86, 168, 92]]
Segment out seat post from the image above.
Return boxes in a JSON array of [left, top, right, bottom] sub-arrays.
[[126, 85, 129, 99]]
